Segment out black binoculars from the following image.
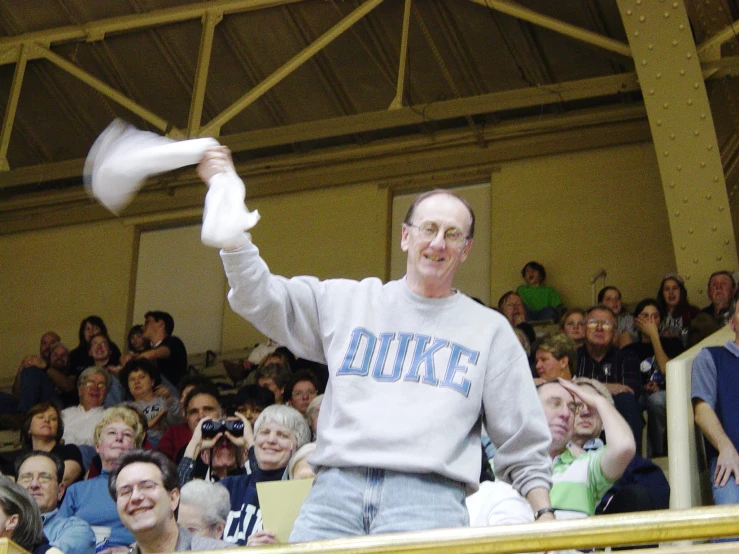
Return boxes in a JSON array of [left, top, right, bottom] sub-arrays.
[[201, 418, 245, 438]]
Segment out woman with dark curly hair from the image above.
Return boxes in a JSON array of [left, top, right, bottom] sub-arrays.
[[68, 315, 122, 375], [120, 359, 178, 448]]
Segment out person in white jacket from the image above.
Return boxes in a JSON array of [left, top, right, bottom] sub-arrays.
[[196, 147, 554, 542]]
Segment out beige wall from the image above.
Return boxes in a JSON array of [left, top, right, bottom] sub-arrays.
[[1, 220, 136, 386], [490, 142, 677, 311], [220, 183, 389, 353], [0, 140, 679, 386]]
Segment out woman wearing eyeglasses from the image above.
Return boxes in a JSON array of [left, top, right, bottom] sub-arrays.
[[60, 406, 145, 553]]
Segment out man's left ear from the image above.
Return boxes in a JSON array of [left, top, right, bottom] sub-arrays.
[[400, 224, 410, 253], [57, 482, 66, 503], [170, 488, 180, 513], [460, 239, 473, 262]]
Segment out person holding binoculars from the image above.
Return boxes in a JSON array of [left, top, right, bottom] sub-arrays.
[[177, 403, 311, 546]]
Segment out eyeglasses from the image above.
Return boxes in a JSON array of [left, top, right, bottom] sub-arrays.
[[116, 479, 163, 500], [81, 381, 106, 390], [292, 389, 317, 399], [544, 397, 581, 415], [586, 319, 614, 330], [407, 222, 469, 247], [17, 472, 56, 486], [184, 523, 218, 535]]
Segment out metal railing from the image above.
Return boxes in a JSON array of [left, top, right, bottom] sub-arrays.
[[237, 506, 738, 554], [2, 506, 739, 553]]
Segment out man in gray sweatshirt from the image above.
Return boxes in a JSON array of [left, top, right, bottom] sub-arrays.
[[197, 147, 554, 541]]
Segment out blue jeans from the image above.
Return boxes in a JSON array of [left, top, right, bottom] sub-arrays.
[[709, 457, 739, 505], [709, 458, 739, 542], [0, 392, 17, 413], [289, 467, 469, 541], [613, 392, 643, 451], [645, 390, 666, 457]]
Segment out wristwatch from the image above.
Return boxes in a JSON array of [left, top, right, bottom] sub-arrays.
[[534, 507, 556, 520]]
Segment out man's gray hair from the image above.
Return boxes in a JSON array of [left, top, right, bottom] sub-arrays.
[[254, 404, 311, 451], [305, 394, 323, 424], [179, 480, 230, 526], [287, 442, 317, 480], [572, 377, 614, 405], [78, 366, 112, 390]]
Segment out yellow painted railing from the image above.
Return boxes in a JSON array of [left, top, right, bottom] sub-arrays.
[[2, 506, 738, 553], [194, 505, 739, 553]]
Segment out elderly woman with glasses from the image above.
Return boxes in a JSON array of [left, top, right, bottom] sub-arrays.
[[179, 404, 311, 546], [60, 406, 145, 552]]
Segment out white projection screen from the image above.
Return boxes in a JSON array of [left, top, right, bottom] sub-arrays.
[[132, 224, 226, 356]]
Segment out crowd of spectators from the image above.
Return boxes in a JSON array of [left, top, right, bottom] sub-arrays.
[[0, 266, 736, 551]]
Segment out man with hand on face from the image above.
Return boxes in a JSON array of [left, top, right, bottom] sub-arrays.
[[15, 451, 96, 554], [537, 379, 635, 519], [196, 148, 554, 540], [110, 450, 229, 553]]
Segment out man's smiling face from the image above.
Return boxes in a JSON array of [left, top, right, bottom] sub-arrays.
[[401, 193, 472, 298], [116, 461, 178, 535]]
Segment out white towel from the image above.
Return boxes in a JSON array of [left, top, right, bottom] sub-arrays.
[[84, 119, 259, 248]]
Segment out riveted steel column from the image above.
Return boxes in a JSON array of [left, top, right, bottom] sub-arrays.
[[617, 0, 738, 300]]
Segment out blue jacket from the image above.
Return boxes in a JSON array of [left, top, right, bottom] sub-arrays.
[[59, 471, 135, 547], [42, 508, 96, 554], [219, 466, 284, 546]]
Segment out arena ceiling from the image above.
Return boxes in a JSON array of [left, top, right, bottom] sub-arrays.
[[2, 0, 739, 232]]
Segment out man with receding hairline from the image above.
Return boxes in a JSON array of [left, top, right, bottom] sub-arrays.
[[16, 451, 96, 554], [701, 270, 736, 326], [196, 149, 553, 541]]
